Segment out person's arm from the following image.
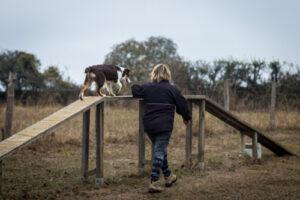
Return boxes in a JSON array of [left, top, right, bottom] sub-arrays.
[[173, 87, 191, 122], [131, 84, 147, 98]]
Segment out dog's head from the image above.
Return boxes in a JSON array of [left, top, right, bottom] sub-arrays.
[[121, 68, 131, 85]]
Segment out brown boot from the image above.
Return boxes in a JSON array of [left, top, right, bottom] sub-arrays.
[[149, 180, 163, 193], [165, 173, 177, 187]]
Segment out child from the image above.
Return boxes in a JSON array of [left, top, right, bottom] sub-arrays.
[[131, 64, 191, 193]]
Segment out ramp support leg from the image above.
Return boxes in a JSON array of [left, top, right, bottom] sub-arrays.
[[138, 100, 145, 175], [81, 109, 90, 182], [95, 103, 104, 188], [240, 132, 245, 153], [151, 143, 154, 163], [252, 132, 258, 160], [198, 99, 205, 169], [185, 101, 193, 168]]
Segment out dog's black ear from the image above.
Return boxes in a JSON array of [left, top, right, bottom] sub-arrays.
[[124, 68, 130, 74], [85, 67, 92, 73]]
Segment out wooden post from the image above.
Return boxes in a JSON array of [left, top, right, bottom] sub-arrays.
[[185, 101, 193, 168], [4, 72, 16, 139], [151, 143, 154, 163], [223, 79, 230, 111], [270, 81, 276, 130], [95, 103, 104, 187], [138, 100, 145, 175], [240, 132, 245, 153], [81, 109, 90, 182], [252, 132, 258, 160], [1, 72, 16, 194], [198, 99, 205, 169]]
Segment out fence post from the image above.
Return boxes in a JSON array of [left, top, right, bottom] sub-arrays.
[[1, 72, 16, 194], [185, 101, 193, 168], [270, 81, 276, 130], [198, 99, 205, 169], [223, 79, 230, 111], [4, 72, 16, 139], [81, 109, 90, 182], [95, 103, 104, 187], [138, 100, 145, 175]]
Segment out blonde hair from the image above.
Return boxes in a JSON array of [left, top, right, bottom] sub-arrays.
[[151, 64, 171, 82]]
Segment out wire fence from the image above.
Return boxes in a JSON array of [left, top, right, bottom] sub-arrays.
[[0, 82, 299, 111]]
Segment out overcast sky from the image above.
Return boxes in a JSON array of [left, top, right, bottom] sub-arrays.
[[0, 0, 299, 84]]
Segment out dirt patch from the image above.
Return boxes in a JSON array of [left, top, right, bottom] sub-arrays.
[[1, 128, 299, 200]]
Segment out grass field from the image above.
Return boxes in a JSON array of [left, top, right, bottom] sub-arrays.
[[0, 103, 299, 200]]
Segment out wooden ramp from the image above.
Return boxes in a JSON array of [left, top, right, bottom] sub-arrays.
[[0, 95, 295, 192], [0, 97, 105, 161], [0, 95, 294, 161], [203, 97, 294, 156]]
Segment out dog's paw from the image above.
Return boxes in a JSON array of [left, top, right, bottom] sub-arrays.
[[79, 93, 84, 100], [116, 90, 121, 95]]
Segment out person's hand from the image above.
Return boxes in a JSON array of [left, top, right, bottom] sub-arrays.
[[183, 119, 190, 125]]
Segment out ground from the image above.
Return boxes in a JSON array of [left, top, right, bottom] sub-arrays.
[[0, 105, 299, 200]]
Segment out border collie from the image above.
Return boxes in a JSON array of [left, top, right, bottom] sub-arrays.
[[79, 64, 131, 100]]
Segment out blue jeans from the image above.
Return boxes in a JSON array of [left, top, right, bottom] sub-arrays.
[[147, 132, 172, 181]]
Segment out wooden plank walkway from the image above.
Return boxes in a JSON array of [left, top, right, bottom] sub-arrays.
[[0, 97, 105, 160]]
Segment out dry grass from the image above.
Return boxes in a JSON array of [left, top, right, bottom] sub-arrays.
[[0, 103, 299, 199], [234, 110, 300, 131], [2, 104, 299, 144]]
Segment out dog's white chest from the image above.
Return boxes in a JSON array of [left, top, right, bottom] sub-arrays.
[[117, 70, 123, 81]]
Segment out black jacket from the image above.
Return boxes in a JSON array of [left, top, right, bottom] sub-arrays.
[[131, 80, 191, 134]]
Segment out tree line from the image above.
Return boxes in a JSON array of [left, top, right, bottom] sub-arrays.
[[1, 36, 299, 108], [104, 36, 300, 109], [0, 50, 78, 104]]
